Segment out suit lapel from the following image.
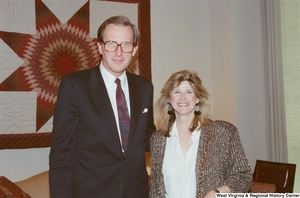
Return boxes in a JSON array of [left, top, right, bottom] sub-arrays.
[[88, 67, 121, 153], [126, 74, 143, 152]]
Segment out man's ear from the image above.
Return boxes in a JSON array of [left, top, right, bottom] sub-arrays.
[[132, 46, 138, 57], [97, 42, 103, 55]]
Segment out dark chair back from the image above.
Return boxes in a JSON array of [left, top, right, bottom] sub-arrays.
[[252, 159, 296, 193]]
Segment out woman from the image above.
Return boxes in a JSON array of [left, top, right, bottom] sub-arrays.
[[149, 70, 252, 198]]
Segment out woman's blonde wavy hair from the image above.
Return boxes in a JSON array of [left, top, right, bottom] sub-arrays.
[[155, 70, 210, 137]]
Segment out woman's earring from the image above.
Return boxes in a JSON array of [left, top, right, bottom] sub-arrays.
[[194, 103, 201, 115], [167, 103, 174, 115]]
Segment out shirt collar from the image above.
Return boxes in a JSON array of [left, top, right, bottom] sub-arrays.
[[100, 62, 127, 85], [169, 121, 201, 138]]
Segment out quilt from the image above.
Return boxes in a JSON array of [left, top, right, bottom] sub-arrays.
[[0, 0, 151, 149]]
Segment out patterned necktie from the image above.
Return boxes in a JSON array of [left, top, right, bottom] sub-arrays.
[[115, 78, 130, 152]]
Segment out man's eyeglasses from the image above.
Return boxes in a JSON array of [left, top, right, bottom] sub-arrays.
[[103, 41, 134, 53]]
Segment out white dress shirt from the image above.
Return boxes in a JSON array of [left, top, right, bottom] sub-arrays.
[[162, 121, 201, 198], [99, 63, 131, 146]]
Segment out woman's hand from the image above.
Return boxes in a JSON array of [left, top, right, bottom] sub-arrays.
[[203, 189, 218, 198], [204, 185, 231, 198]]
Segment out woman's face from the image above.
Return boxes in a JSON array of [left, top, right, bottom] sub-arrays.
[[169, 81, 200, 117]]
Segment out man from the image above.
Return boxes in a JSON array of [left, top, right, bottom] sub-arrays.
[[49, 15, 156, 198]]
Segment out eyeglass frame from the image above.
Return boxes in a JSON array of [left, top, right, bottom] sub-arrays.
[[102, 41, 135, 53]]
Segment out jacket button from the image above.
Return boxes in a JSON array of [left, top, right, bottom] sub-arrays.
[[119, 181, 124, 186]]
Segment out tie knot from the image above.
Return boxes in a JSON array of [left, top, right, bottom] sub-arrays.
[[115, 78, 121, 86]]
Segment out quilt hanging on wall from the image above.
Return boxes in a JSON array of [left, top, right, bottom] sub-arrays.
[[0, 0, 151, 149]]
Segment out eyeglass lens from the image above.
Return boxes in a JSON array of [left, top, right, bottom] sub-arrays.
[[104, 41, 133, 53]]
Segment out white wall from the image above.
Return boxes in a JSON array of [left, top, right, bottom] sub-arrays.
[[209, 0, 237, 123], [0, 148, 50, 181], [0, 0, 268, 181], [151, 0, 212, 99], [230, 0, 268, 168]]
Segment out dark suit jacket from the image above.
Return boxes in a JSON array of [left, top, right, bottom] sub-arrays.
[[49, 66, 156, 198]]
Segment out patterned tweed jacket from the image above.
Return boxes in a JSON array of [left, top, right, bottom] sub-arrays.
[[149, 120, 252, 198]]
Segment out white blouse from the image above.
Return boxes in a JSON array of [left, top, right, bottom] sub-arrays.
[[162, 121, 201, 198]]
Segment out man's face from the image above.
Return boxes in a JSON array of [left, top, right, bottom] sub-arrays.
[[97, 24, 138, 77]]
